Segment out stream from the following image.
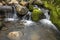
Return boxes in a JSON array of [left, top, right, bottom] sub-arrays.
[[0, 5, 60, 40]]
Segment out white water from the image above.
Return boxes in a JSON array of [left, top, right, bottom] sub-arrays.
[[41, 8, 50, 20], [4, 6, 18, 21], [34, 5, 50, 20], [39, 19, 58, 31], [13, 6, 18, 19]]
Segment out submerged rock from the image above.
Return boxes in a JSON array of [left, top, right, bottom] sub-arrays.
[[0, 2, 3, 6], [28, 5, 34, 12]]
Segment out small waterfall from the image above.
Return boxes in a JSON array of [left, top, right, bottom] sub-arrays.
[[21, 11, 33, 26], [27, 11, 32, 20], [34, 5, 50, 20], [22, 11, 32, 20], [4, 6, 18, 21], [34, 5, 41, 10], [13, 6, 18, 19], [41, 8, 50, 20]]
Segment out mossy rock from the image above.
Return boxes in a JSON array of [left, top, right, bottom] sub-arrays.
[[28, 5, 34, 12], [31, 8, 42, 22]]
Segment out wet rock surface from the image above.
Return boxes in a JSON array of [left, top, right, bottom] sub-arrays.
[[0, 20, 60, 40]]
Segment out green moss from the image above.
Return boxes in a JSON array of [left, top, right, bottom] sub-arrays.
[[44, 1, 54, 9], [50, 7, 60, 30], [29, 5, 34, 12], [31, 8, 42, 22], [42, 1, 60, 30]]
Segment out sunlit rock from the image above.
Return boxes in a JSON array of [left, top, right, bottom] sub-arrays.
[[8, 31, 23, 40], [0, 2, 3, 6], [7, 0, 18, 4], [15, 4, 28, 16], [33, 0, 43, 5], [4, 18, 18, 22], [19, 1, 28, 6]]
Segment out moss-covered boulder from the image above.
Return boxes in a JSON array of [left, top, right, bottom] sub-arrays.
[[43, 1, 54, 9], [31, 8, 42, 22]]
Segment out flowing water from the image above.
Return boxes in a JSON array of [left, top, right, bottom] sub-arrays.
[[34, 5, 50, 20], [4, 6, 18, 22], [0, 5, 60, 40], [41, 8, 50, 20]]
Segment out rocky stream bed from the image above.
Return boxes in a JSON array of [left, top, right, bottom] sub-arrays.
[[0, 0, 60, 40]]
